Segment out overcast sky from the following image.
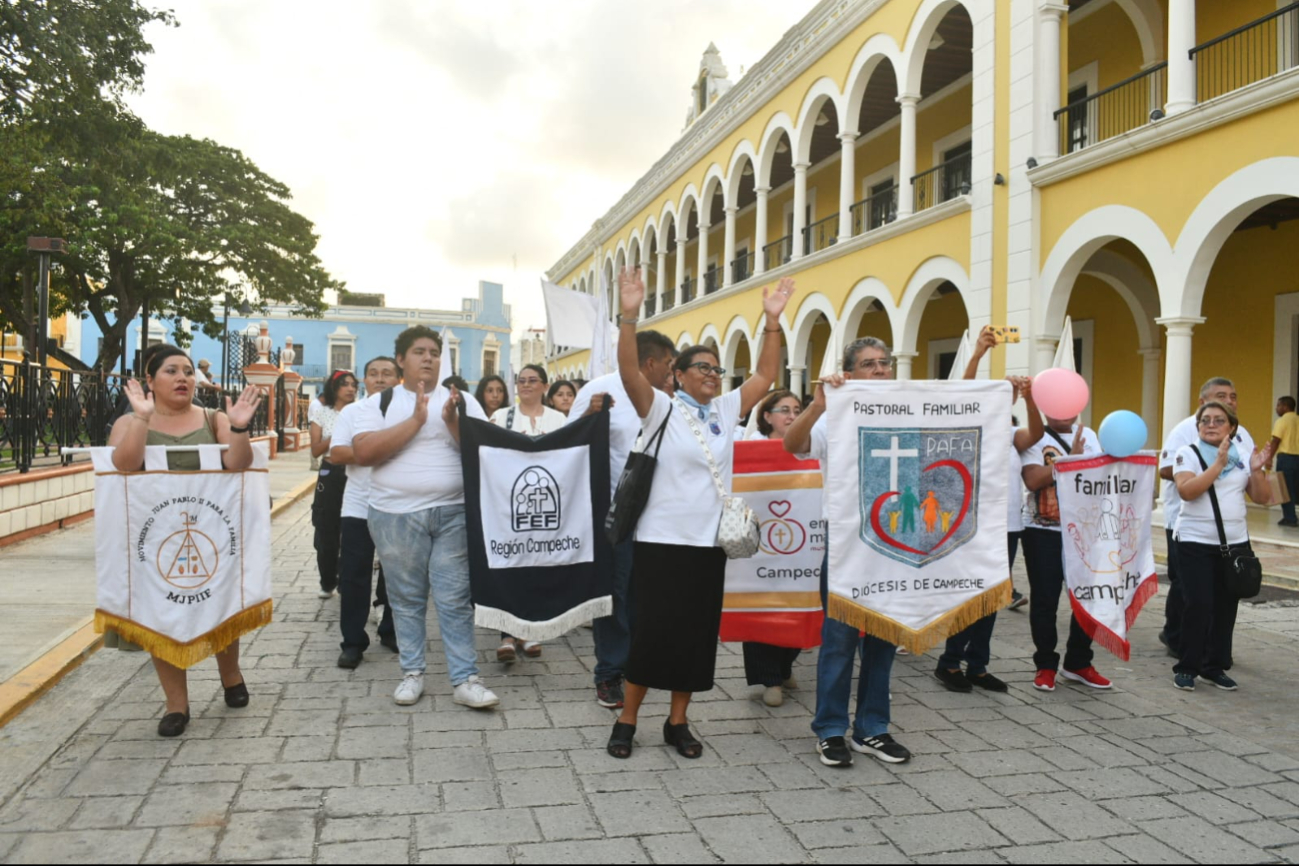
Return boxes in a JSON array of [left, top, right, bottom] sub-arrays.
[[126, 0, 820, 338]]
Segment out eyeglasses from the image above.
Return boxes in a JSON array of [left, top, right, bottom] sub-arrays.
[[767, 406, 801, 416], [1198, 416, 1231, 427], [516, 378, 543, 386], [686, 362, 726, 376], [855, 358, 894, 372]]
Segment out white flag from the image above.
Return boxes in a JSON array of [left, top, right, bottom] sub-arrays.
[[589, 272, 616, 378], [947, 330, 972, 381], [1053, 316, 1076, 371], [541, 280, 599, 349]]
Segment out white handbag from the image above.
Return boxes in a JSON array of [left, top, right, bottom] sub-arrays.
[[675, 399, 761, 559]]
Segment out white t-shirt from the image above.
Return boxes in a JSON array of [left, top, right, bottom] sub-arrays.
[[489, 404, 567, 438], [570, 373, 640, 499], [314, 405, 341, 440], [1173, 442, 1251, 545], [352, 384, 487, 514], [308, 398, 324, 426], [635, 388, 744, 548], [1008, 443, 1025, 533], [795, 415, 831, 520], [1160, 415, 1254, 534], [1021, 425, 1103, 532], [195, 367, 212, 387], [330, 402, 370, 521]]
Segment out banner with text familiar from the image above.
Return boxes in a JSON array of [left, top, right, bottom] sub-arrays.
[[1053, 452, 1159, 661], [825, 380, 1013, 653], [90, 444, 273, 669], [720, 440, 825, 648], [460, 407, 613, 641]]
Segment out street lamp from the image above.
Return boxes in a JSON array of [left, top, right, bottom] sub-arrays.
[[26, 237, 68, 367]]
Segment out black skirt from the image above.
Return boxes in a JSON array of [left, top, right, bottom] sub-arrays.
[[626, 541, 728, 693]]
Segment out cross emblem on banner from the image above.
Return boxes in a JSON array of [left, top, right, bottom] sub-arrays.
[[871, 435, 919, 495]]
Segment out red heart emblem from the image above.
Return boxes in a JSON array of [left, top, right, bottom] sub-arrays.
[[869, 459, 973, 556], [768, 500, 792, 518]]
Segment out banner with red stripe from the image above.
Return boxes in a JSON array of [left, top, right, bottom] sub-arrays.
[[720, 439, 824, 648]]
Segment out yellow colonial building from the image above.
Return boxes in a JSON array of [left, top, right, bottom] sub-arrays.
[[546, 0, 1299, 446]]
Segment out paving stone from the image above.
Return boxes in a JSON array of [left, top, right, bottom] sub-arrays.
[[441, 781, 499, 812], [412, 730, 486, 750], [280, 736, 336, 762], [492, 750, 569, 771], [215, 810, 317, 861], [679, 793, 768, 819], [95, 739, 182, 761], [863, 783, 941, 816], [1056, 766, 1170, 800], [245, 760, 355, 789], [947, 750, 1057, 777], [500, 767, 583, 808], [1171, 751, 1282, 787], [65, 759, 167, 797], [975, 806, 1062, 845], [591, 790, 687, 837], [1000, 839, 1133, 863], [984, 773, 1069, 796], [912, 850, 1006, 864], [67, 796, 144, 830], [788, 819, 889, 849], [417, 845, 512, 862], [320, 815, 411, 844], [172, 736, 283, 765], [141, 826, 220, 864], [413, 711, 507, 733], [1167, 790, 1265, 824], [318, 840, 411, 863], [325, 783, 441, 817], [411, 748, 493, 784], [416, 808, 540, 848], [5, 829, 156, 864], [640, 833, 720, 864], [760, 788, 884, 823], [1226, 819, 1299, 849], [811, 843, 908, 863], [514, 838, 650, 864], [661, 766, 773, 798], [1097, 795, 1189, 822], [135, 782, 238, 827], [905, 770, 1009, 811], [875, 811, 1008, 856], [534, 804, 604, 841], [1219, 785, 1299, 819], [336, 725, 410, 760], [234, 789, 325, 811], [0, 798, 79, 831], [694, 814, 809, 863], [1012, 791, 1135, 841], [1139, 816, 1275, 862], [358, 757, 412, 786]]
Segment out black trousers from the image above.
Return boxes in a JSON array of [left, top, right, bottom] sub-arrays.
[[1022, 528, 1093, 672], [311, 460, 347, 593], [1175, 540, 1242, 678], [742, 642, 802, 687], [1162, 528, 1184, 647], [338, 516, 394, 651]]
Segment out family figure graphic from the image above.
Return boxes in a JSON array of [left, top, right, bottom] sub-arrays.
[[886, 486, 954, 536]]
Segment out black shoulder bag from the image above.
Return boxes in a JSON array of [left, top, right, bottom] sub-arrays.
[[1191, 447, 1263, 599], [604, 411, 672, 545]]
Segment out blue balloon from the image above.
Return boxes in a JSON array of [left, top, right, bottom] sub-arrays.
[[1099, 410, 1148, 458]]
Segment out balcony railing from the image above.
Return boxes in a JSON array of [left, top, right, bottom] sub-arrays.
[[1055, 63, 1168, 154], [661, 287, 676, 313], [911, 156, 972, 213], [680, 276, 696, 305], [703, 269, 720, 295], [1192, 1, 1299, 102], [850, 187, 898, 235], [731, 251, 755, 284], [644, 294, 657, 317], [764, 235, 793, 270], [1, 360, 127, 474], [802, 214, 838, 255]]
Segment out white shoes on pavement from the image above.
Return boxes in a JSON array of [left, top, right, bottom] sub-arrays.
[[454, 676, 501, 709], [394, 672, 425, 706]]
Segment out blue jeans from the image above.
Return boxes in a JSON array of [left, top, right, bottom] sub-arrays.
[[368, 504, 477, 685], [592, 539, 634, 684], [812, 553, 894, 741]]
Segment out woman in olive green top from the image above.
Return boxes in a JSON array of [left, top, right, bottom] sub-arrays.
[[108, 345, 263, 737]]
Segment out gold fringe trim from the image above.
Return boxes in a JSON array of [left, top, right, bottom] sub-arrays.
[[826, 580, 1013, 656], [94, 600, 273, 670]]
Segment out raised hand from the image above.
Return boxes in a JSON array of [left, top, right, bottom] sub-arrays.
[[225, 385, 263, 430], [440, 383, 460, 427], [584, 393, 614, 416], [762, 277, 795, 321], [1070, 424, 1086, 456], [1251, 440, 1276, 473], [124, 378, 155, 420], [618, 268, 644, 316], [408, 381, 429, 427], [1216, 437, 1232, 467], [975, 326, 997, 356], [1017, 375, 1035, 404], [813, 373, 846, 410]]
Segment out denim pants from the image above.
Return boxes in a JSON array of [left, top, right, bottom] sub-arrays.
[[592, 539, 634, 684], [1175, 540, 1242, 678], [1162, 528, 1184, 648], [1021, 528, 1093, 672], [1279, 452, 1299, 523], [368, 504, 477, 685], [812, 552, 894, 741], [338, 517, 394, 652], [937, 613, 997, 675]]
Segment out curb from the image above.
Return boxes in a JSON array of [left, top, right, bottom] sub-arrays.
[[0, 475, 317, 731]]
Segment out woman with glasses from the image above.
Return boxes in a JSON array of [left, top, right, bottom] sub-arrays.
[[311, 370, 358, 599], [742, 390, 809, 706], [490, 363, 568, 661], [1171, 401, 1275, 692], [605, 268, 795, 760]]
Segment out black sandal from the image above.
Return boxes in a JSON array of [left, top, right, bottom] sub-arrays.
[[223, 681, 249, 708], [158, 709, 190, 738], [607, 721, 636, 759], [663, 720, 703, 759]]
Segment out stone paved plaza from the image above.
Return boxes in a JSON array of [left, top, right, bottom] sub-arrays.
[[4, 499, 1299, 864]]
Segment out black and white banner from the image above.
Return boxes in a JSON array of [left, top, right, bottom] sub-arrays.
[[460, 408, 612, 640]]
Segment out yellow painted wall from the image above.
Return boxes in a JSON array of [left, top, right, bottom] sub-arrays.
[[1039, 100, 1299, 264], [1068, 2, 1144, 91], [855, 125, 903, 193], [856, 309, 895, 344], [1198, 0, 1278, 44], [1065, 275, 1143, 422], [915, 83, 974, 174], [913, 292, 970, 379]]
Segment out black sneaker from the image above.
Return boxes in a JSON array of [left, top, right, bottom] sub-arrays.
[[337, 647, 363, 669], [1009, 591, 1028, 610], [379, 633, 398, 653], [965, 671, 1009, 693], [1201, 672, 1238, 691], [935, 667, 973, 693], [596, 678, 625, 709], [816, 736, 853, 767], [1173, 672, 1196, 691], [850, 733, 911, 764]]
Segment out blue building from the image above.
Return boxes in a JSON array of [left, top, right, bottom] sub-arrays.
[[73, 282, 513, 396]]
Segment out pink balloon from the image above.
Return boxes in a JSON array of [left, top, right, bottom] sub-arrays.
[[1032, 368, 1090, 420]]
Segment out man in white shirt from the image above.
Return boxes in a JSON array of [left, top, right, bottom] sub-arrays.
[[1157, 377, 1254, 660], [569, 330, 677, 710], [783, 336, 912, 770], [329, 355, 401, 669], [1021, 415, 1109, 693], [352, 326, 498, 710]]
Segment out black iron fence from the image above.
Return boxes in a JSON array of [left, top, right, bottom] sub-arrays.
[[802, 214, 839, 255], [850, 186, 898, 235], [764, 235, 793, 270], [680, 276, 696, 305], [1055, 63, 1167, 154], [644, 294, 657, 317], [911, 155, 972, 213], [1192, 1, 1299, 102], [661, 287, 676, 313], [0, 360, 127, 474], [731, 251, 755, 284]]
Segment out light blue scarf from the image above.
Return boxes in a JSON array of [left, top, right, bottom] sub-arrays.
[[675, 390, 713, 423], [1197, 438, 1241, 475]]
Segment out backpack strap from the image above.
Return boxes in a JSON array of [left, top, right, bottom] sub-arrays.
[[1190, 446, 1232, 555], [380, 387, 394, 417]]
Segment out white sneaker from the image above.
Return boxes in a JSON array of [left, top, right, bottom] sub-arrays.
[[762, 685, 784, 707], [453, 676, 500, 709], [393, 672, 425, 706], [318, 588, 335, 599]]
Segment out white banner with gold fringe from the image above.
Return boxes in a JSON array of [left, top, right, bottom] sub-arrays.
[[824, 380, 1012, 653], [89, 443, 273, 668]]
